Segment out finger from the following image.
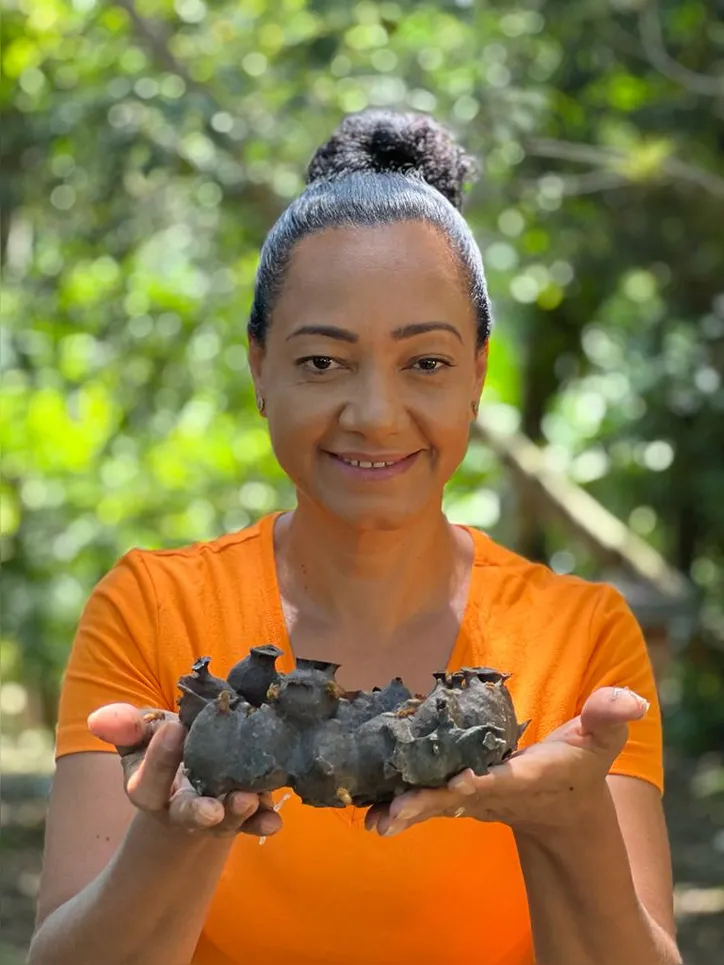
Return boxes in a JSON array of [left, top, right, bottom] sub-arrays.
[[376, 816, 395, 836], [118, 716, 185, 802], [167, 787, 279, 837], [88, 703, 151, 748], [447, 767, 478, 796], [580, 687, 649, 737], [88, 703, 177, 752], [364, 803, 387, 833], [169, 787, 226, 829], [389, 787, 457, 823], [213, 792, 283, 837], [376, 789, 446, 836], [215, 791, 262, 834], [238, 805, 283, 838], [125, 721, 186, 811]]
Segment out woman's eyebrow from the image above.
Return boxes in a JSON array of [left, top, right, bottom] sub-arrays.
[[286, 325, 358, 342], [392, 321, 462, 343], [286, 321, 462, 343]]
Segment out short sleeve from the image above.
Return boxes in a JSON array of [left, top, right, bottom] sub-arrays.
[[577, 584, 664, 794], [55, 550, 170, 760]]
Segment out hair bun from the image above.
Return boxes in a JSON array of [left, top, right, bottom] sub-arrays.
[[306, 109, 478, 210]]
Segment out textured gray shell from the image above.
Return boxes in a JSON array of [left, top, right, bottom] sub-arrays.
[[178, 648, 528, 807]]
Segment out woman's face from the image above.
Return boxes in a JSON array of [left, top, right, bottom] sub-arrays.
[[249, 221, 487, 529]]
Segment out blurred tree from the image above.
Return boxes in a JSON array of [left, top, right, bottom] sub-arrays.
[[1, 0, 722, 745]]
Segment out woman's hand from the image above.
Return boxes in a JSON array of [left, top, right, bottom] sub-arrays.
[[88, 703, 283, 839], [365, 686, 650, 838]]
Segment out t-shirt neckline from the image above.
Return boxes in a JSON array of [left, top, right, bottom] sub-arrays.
[[257, 511, 488, 678]]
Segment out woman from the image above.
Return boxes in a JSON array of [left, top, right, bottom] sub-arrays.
[[30, 111, 681, 965]]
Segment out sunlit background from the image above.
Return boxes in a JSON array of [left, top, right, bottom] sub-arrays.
[[1, 0, 723, 961]]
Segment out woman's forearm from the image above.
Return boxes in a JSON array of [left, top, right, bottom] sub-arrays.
[[514, 786, 681, 965], [28, 810, 234, 965]]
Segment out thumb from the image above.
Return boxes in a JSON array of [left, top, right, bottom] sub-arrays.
[[88, 702, 149, 747], [125, 721, 186, 810], [88, 703, 176, 752], [580, 686, 650, 738]]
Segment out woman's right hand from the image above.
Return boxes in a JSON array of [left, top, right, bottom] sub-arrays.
[[88, 703, 283, 838]]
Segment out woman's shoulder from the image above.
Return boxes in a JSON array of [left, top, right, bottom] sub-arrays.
[[462, 529, 662, 791], [116, 513, 278, 597], [93, 512, 281, 656], [133, 513, 272, 566], [465, 525, 612, 608], [82, 514, 284, 711], [462, 525, 642, 665]]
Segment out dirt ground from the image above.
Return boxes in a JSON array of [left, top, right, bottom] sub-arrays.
[[2, 750, 722, 964]]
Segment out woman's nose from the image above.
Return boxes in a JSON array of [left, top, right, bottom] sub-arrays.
[[337, 372, 407, 437]]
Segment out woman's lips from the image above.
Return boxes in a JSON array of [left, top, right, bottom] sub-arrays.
[[324, 450, 421, 480]]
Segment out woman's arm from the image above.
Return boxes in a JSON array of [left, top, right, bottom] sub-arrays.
[[29, 801, 234, 965], [368, 688, 683, 965], [30, 710, 281, 965], [515, 779, 680, 965]]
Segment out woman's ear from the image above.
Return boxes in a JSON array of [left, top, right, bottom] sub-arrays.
[[473, 339, 489, 404], [247, 336, 265, 396]]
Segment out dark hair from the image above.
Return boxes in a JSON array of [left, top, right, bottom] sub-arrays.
[[248, 110, 492, 348]]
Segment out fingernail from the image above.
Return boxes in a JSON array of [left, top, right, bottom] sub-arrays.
[[449, 775, 476, 796], [453, 807, 466, 818], [611, 687, 650, 714], [383, 823, 403, 837], [198, 802, 219, 823], [231, 794, 251, 816], [161, 725, 183, 750]]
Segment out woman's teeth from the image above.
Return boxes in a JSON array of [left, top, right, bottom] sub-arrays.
[[339, 457, 399, 469]]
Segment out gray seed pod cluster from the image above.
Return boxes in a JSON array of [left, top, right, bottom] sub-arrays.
[[177, 646, 528, 808]]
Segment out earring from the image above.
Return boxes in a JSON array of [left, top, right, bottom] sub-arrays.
[[471, 400, 479, 417], [255, 393, 266, 416]]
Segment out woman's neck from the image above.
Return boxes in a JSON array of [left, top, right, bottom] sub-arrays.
[[273, 501, 472, 642]]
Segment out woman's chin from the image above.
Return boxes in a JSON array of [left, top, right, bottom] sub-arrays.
[[312, 493, 434, 532]]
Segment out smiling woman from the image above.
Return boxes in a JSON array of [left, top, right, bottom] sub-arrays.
[[249, 215, 487, 532], [31, 111, 681, 965]]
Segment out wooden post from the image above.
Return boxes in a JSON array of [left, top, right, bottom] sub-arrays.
[[470, 411, 698, 680]]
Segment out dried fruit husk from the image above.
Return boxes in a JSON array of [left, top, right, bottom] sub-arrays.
[[179, 647, 528, 807]]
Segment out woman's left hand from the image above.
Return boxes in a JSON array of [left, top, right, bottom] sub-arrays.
[[365, 686, 650, 838]]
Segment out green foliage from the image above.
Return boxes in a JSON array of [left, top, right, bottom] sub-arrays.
[[667, 647, 724, 754], [1, 0, 722, 746]]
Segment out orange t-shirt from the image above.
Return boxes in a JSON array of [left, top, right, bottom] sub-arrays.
[[56, 513, 663, 965]]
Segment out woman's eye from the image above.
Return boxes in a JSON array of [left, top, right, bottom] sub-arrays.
[[298, 356, 339, 373], [412, 357, 451, 373]]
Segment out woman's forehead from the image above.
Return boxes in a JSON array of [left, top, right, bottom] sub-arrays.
[[288, 221, 459, 278], [274, 222, 471, 325]]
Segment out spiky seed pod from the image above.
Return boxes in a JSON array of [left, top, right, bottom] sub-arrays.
[[177, 648, 526, 807]]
